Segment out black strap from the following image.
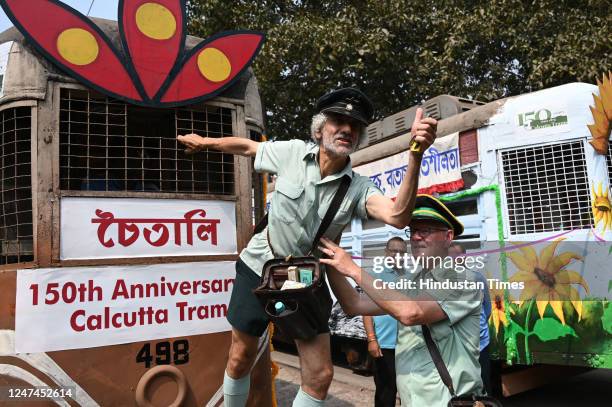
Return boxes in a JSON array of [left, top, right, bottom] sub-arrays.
[[310, 175, 351, 254], [252, 175, 352, 254], [421, 324, 456, 397], [253, 213, 268, 235]]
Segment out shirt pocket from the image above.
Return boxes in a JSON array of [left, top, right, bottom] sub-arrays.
[[272, 177, 305, 223], [317, 198, 352, 238]]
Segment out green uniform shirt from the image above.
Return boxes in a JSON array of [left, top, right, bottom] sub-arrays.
[[240, 139, 382, 276], [395, 266, 484, 407]]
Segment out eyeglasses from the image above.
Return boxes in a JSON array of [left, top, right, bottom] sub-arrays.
[[405, 226, 449, 238]]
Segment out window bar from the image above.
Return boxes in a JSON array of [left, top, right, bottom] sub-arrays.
[[501, 141, 593, 235], [1, 107, 33, 264], [60, 89, 234, 195]]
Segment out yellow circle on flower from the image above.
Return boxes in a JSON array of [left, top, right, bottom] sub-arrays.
[[135, 2, 176, 40], [197, 48, 231, 82], [57, 28, 99, 66]]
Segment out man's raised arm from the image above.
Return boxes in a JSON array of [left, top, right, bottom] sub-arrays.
[[177, 133, 259, 157], [365, 108, 437, 228]]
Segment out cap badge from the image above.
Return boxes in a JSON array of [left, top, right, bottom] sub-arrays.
[[346, 103, 353, 111]]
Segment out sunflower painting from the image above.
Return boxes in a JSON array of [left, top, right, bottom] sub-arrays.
[[592, 181, 612, 233], [588, 72, 611, 155], [489, 287, 515, 334], [508, 240, 588, 324]]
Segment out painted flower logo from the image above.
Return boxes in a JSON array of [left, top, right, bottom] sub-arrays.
[[592, 181, 612, 233], [508, 240, 588, 324], [0, 0, 264, 107], [489, 286, 515, 334]]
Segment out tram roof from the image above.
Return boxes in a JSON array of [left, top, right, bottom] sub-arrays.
[[0, 18, 254, 103]]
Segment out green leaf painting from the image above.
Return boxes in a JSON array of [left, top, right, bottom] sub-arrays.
[[602, 303, 612, 334], [505, 318, 525, 339], [532, 318, 577, 341]]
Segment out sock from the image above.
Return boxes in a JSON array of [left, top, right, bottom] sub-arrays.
[[223, 371, 250, 407], [292, 387, 325, 407]]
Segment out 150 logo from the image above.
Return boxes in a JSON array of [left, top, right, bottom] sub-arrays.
[[517, 108, 568, 130]]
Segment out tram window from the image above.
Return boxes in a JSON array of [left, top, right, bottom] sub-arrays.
[[501, 140, 593, 235], [443, 198, 478, 216], [451, 236, 481, 247], [1, 107, 33, 265], [363, 218, 386, 230], [59, 88, 235, 194], [460, 169, 478, 190], [361, 244, 386, 274]]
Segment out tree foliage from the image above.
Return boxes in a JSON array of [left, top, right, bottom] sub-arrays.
[[187, 0, 611, 140]]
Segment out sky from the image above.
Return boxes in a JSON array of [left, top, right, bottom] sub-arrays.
[[0, 0, 119, 34]]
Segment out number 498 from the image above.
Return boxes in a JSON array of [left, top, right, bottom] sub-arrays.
[[136, 340, 189, 368]]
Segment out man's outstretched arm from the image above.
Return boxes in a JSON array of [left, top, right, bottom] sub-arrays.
[[325, 260, 386, 317], [365, 153, 422, 228], [320, 238, 447, 325], [177, 133, 259, 157]]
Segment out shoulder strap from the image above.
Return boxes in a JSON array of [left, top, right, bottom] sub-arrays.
[[253, 213, 268, 235], [421, 324, 456, 397], [310, 174, 351, 253]]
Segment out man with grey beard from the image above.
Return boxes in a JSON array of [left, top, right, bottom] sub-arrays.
[[177, 88, 438, 407]]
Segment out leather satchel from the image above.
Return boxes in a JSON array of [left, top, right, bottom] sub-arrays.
[[421, 325, 503, 407], [252, 175, 351, 340], [254, 256, 332, 340]]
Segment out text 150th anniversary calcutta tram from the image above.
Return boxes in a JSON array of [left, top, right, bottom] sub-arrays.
[[0, 0, 272, 405]]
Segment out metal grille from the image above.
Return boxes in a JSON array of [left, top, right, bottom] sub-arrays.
[[175, 106, 234, 194], [59, 88, 234, 194], [1, 107, 33, 264], [501, 140, 593, 235]]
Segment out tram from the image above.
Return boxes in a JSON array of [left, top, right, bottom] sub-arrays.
[[338, 78, 612, 395], [0, 1, 270, 405]]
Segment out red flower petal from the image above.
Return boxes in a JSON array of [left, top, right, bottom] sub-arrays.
[[159, 32, 264, 105], [1, 0, 142, 102], [119, 0, 184, 99]]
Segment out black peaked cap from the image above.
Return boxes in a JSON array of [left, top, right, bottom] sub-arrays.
[[316, 88, 374, 125]]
